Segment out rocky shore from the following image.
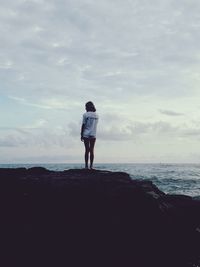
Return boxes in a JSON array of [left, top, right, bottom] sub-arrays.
[[1, 167, 200, 267]]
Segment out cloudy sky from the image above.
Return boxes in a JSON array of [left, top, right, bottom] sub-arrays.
[[1, 0, 200, 163]]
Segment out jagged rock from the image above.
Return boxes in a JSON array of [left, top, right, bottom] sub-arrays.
[[0, 168, 199, 267]]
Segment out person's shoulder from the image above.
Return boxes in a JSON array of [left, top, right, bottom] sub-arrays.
[[83, 112, 94, 118], [91, 111, 99, 118], [84, 111, 98, 118]]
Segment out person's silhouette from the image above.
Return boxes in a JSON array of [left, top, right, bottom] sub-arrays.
[[81, 102, 98, 169]]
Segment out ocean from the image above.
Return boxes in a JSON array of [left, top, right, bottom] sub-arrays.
[[1, 163, 200, 197]]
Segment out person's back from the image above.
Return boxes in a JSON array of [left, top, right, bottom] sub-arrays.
[[82, 111, 98, 138]]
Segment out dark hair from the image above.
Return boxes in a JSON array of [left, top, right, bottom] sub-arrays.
[[85, 101, 96, 112]]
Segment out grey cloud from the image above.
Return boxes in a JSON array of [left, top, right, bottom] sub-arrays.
[[1, 118, 200, 151], [0, 135, 25, 147], [98, 127, 132, 141], [182, 129, 200, 137], [67, 109, 196, 141], [100, 112, 123, 122], [68, 122, 80, 137], [0, 127, 74, 147], [97, 120, 180, 141], [159, 109, 184, 116], [151, 121, 178, 134], [127, 121, 179, 136]]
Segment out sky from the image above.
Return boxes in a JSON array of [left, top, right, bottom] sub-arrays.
[[1, 0, 200, 164]]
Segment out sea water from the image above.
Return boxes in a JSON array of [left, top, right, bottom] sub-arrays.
[[0, 163, 200, 197]]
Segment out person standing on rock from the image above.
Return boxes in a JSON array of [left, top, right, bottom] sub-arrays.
[[81, 101, 99, 169]]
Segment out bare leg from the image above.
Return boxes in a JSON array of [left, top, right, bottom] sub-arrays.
[[84, 138, 90, 169], [89, 138, 96, 169]]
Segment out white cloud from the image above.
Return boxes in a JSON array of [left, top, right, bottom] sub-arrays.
[[0, 60, 14, 69]]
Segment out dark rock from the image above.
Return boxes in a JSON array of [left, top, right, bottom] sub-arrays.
[[0, 167, 200, 267], [27, 166, 52, 174]]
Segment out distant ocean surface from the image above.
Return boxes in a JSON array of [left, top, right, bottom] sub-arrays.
[[1, 163, 200, 197]]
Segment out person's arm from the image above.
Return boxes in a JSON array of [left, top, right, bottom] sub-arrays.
[[81, 113, 87, 141], [81, 123, 85, 141]]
